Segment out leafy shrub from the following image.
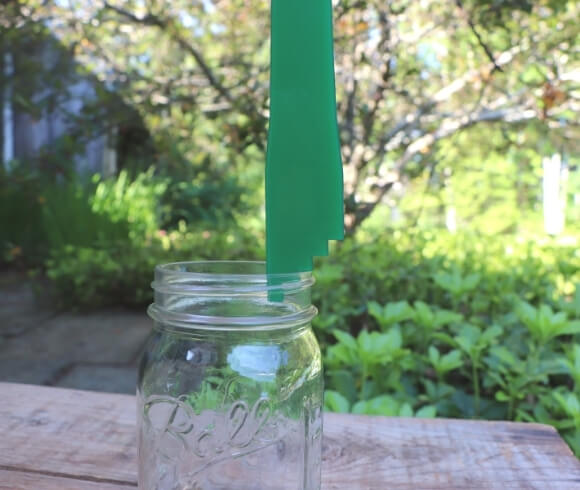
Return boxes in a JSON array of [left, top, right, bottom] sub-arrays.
[[161, 174, 249, 229], [6, 164, 580, 455], [40, 179, 129, 251], [0, 168, 134, 265], [314, 229, 580, 454], [0, 167, 45, 264], [0, 164, 260, 307], [45, 222, 263, 309], [91, 169, 168, 239], [46, 245, 136, 307]]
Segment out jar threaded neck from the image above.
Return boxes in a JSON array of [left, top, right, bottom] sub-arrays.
[[149, 261, 316, 330]]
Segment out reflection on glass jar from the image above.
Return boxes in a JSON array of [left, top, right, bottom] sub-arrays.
[[137, 261, 323, 490]]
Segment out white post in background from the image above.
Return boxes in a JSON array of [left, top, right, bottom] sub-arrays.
[[102, 125, 118, 178], [2, 50, 14, 171], [543, 153, 566, 235], [560, 154, 569, 231], [445, 206, 457, 233], [444, 167, 457, 233]]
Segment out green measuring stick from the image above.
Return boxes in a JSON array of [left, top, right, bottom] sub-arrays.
[[266, 0, 344, 277]]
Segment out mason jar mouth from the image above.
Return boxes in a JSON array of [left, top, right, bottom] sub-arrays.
[[149, 261, 317, 330], [152, 261, 314, 294]]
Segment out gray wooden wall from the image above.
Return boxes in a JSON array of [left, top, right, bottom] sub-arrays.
[[3, 38, 116, 176]]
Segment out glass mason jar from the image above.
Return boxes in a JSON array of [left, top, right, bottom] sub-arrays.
[[137, 261, 323, 490]]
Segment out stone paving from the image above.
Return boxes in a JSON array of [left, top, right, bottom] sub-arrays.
[[0, 271, 151, 394]]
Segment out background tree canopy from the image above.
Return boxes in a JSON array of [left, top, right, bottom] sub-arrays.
[[2, 0, 578, 233]]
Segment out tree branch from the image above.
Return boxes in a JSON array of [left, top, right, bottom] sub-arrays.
[[103, 2, 234, 104], [102, 1, 266, 148], [344, 78, 357, 158], [346, 104, 538, 232], [102, 1, 158, 25], [455, 0, 503, 73], [378, 44, 522, 157]]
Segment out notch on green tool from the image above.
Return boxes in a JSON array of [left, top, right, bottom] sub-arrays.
[[266, 0, 344, 277]]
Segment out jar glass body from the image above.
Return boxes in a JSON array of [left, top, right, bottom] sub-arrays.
[[137, 262, 323, 490]]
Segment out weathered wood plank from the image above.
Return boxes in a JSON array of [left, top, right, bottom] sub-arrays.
[[1, 382, 579, 489], [0, 382, 137, 484], [321, 415, 580, 489], [0, 469, 134, 489]]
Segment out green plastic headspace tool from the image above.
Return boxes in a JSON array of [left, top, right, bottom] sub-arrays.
[[266, 0, 344, 276]]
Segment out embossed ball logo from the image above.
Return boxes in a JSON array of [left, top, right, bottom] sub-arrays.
[[142, 379, 279, 462]]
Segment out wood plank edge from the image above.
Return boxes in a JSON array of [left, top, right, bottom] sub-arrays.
[[0, 382, 135, 402], [0, 464, 137, 488]]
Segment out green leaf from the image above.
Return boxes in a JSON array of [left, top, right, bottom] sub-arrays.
[[517, 301, 538, 332], [434, 271, 460, 295], [488, 345, 518, 367], [357, 329, 374, 359], [439, 349, 463, 372], [365, 395, 400, 416], [315, 264, 344, 284], [327, 370, 358, 402], [480, 324, 503, 344], [432, 332, 458, 348], [563, 431, 580, 456], [495, 390, 510, 402], [554, 392, 580, 417], [327, 343, 358, 366], [455, 324, 480, 355], [351, 400, 368, 415], [562, 284, 580, 318], [414, 301, 434, 328], [399, 403, 414, 417], [382, 301, 414, 326], [428, 345, 440, 365], [357, 327, 403, 365], [433, 310, 463, 328], [533, 403, 553, 425], [463, 273, 481, 291], [324, 390, 350, 413], [367, 301, 385, 324], [559, 321, 580, 337], [384, 325, 403, 351], [333, 329, 358, 352], [415, 405, 437, 418]]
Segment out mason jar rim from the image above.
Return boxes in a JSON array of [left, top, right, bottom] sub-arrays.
[[152, 260, 315, 295], [149, 260, 317, 330]]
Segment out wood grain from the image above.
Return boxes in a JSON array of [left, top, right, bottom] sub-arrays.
[[321, 415, 580, 489], [0, 469, 133, 489], [0, 382, 137, 484], [1, 382, 579, 489]]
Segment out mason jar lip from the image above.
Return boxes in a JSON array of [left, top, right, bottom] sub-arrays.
[[150, 261, 316, 328], [147, 303, 318, 330], [155, 260, 312, 279], [153, 260, 314, 295]]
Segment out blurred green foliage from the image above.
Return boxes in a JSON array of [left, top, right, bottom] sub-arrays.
[[6, 163, 580, 452], [0, 164, 262, 307], [3, 163, 580, 456], [45, 224, 262, 308], [316, 229, 580, 453], [91, 169, 168, 239], [0, 167, 46, 264]]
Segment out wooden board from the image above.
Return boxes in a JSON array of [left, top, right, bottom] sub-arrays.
[[0, 469, 133, 490], [1, 382, 579, 489], [0, 382, 137, 483], [321, 415, 580, 489]]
